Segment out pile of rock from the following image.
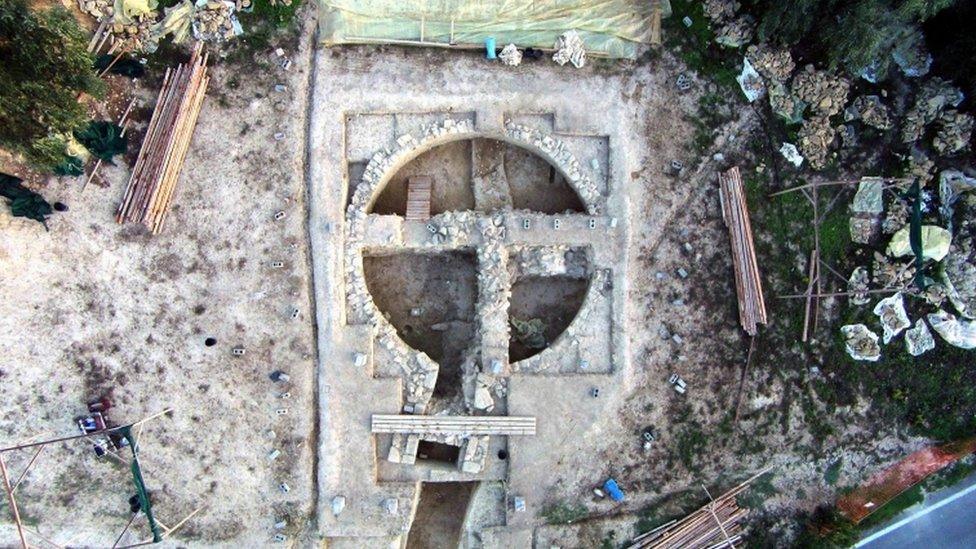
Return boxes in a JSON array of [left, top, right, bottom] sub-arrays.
[[792, 65, 851, 117], [901, 77, 965, 143], [112, 15, 159, 52], [81, 0, 115, 19], [192, 0, 241, 43], [702, 0, 738, 22], [933, 110, 974, 156], [746, 44, 794, 83], [845, 95, 893, 130], [797, 115, 835, 170], [715, 16, 755, 48], [702, 0, 754, 48]]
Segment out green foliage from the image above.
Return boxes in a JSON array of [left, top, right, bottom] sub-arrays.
[[794, 507, 860, 548], [0, 0, 104, 171], [511, 317, 547, 349], [754, 0, 841, 47], [664, 0, 740, 91], [823, 458, 843, 486], [540, 501, 588, 525], [751, 0, 961, 77]]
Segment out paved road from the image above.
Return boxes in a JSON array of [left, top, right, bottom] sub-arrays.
[[856, 472, 976, 548]]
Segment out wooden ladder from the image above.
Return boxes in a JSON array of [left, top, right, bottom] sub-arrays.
[[405, 175, 433, 221]]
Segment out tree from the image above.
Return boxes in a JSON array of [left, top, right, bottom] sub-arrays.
[[0, 0, 103, 171]]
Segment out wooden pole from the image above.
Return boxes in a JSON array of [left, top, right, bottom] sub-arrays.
[[10, 445, 44, 494], [0, 453, 29, 549]]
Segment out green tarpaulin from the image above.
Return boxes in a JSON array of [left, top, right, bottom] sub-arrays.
[[317, 0, 669, 59]]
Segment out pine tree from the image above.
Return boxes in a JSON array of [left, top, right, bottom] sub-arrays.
[[0, 0, 104, 171]]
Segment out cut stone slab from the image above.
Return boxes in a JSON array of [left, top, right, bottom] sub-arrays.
[[852, 177, 884, 215], [841, 324, 881, 361], [888, 225, 951, 261], [905, 321, 935, 356], [927, 310, 976, 349], [873, 292, 910, 344]]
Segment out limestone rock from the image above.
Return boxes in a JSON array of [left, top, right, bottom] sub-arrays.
[[499, 44, 522, 67], [553, 30, 586, 68], [792, 65, 850, 117], [887, 225, 951, 262], [943, 231, 976, 319]]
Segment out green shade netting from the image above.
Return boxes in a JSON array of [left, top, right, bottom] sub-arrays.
[[317, 0, 671, 59], [120, 426, 163, 543]]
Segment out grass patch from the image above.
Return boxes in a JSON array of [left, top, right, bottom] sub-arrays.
[[664, 0, 742, 92], [541, 501, 589, 525], [858, 485, 924, 530]]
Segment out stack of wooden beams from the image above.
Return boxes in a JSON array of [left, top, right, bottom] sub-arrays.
[[718, 167, 767, 336], [628, 468, 772, 549], [371, 414, 536, 436], [116, 43, 210, 234]]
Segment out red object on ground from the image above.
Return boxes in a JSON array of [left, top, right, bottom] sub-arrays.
[[837, 437, 976, 523]]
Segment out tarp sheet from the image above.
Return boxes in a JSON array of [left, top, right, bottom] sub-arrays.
[[316, 0, 668, 59]]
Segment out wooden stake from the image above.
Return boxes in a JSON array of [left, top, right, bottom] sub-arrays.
[[0, 453, 28, 549]]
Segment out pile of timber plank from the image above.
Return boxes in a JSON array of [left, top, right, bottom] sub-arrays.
[[628, 468, 772, 549], [718, 166, 767, 336], [116, 43, 210, 234], [371, 414, 536, 436]]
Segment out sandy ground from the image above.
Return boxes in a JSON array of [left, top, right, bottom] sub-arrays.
[[0, 9, 318, 548]]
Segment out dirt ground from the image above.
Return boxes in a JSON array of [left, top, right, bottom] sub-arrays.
[[0, 4, 947, 548], [0, 7, 318, 547]]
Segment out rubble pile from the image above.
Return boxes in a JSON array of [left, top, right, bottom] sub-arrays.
[[933, 110, 974, 156], [792, 66, 851, 117], [81, 0, 115, 19], [192, 0, 241, 43], [702, 0, 739, 22], [845, 95, 893, 130], [746, 44, 795, 83], [907, 151, 936, 187], [901, 77, 964, 143], [112, 15, 159, 52], [715, 16, 755, 48], [797, 115, 835, 170]]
